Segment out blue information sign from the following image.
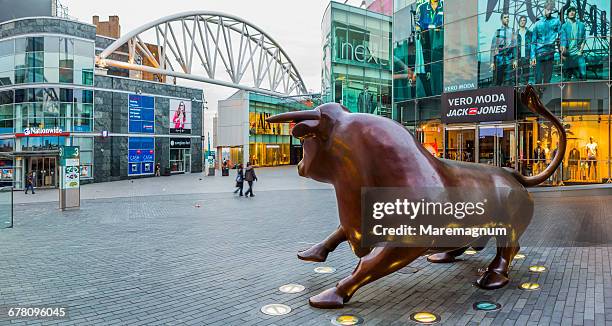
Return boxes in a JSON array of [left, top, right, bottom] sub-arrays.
[[128, 94, 155, 133], [128, 137, 155, 176]]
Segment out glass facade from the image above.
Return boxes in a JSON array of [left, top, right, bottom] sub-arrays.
[[392, 0, 612, 185], [0, 34, 95, 189], [247, 93, 319, 167], [322, 2, 393, 118], [0, 36, 94, 87]]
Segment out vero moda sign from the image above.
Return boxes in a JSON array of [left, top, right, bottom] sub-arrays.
[[441, 87, 515, 124]]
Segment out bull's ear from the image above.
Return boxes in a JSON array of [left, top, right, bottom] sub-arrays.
[[291, 119, 320, 138]]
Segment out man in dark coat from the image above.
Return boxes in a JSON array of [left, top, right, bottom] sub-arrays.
[[244, 162, 258, 197]]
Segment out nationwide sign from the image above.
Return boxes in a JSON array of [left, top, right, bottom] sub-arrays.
[[16, 127, 69, 137], [441, 87, 515, 124]]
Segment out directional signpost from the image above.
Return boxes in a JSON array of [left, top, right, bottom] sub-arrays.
[[59, 146, 80, 210]]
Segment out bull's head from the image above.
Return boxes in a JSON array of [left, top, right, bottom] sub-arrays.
[[266, 103, 348, 181]]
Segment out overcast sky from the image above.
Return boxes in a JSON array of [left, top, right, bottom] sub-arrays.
[[62, 0, 359, 140]]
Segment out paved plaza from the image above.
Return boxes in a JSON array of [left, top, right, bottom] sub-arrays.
[[1, 167, 612, 325]]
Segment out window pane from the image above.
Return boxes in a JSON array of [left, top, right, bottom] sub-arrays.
[[26, 37, 44, 52], [0, 40, 13, 57], [60, 88, 73, 102], [59, 68, 73, 83], [0, 91, 12, 105], [44, 51, 59, 68], [74, 40, 93, 57], [44, 68, 59, 83], [0, 54, 14, 71], [14, 38, 26, 53], [0, 70, 13, 86], [44, 36, 59, 53], [14, 69, 25, 84]]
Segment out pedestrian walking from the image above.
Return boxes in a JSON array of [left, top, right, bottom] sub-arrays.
[[155, 163, 161, 177], [25, 173, 35, 194], [244, 162, 257, 197], [233, 164, 244, 196]]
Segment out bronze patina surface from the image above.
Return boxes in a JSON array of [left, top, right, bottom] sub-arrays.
[[266, 85, 566, 309]]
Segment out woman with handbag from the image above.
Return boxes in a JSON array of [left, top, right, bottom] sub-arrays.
[[233, 164, 244, 196]]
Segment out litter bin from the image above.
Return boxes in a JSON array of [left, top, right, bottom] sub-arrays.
[[222, 167, 230, 176]]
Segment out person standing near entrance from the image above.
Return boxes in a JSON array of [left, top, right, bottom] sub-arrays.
[[25, 172, 35, 194], [244, 162, 258, 197]]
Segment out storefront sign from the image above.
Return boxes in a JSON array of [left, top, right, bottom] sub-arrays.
[[16, 127, 69, 137], [170, 138, 191, 149], [441, 87, 515, 124]]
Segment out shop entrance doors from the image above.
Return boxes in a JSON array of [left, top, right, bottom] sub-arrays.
[[27, 157, 57, 188], [445, 127, 476, 162], [184, 154, 191, 173], [478, 124, 516, 168]]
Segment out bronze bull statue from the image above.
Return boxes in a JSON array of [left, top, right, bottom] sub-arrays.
[[266, 85, 566, 309]]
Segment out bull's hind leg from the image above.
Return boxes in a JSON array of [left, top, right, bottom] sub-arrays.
[[309, 246, 427, 309], [475, 236, 520, 290], [298, 226, 347, 262]]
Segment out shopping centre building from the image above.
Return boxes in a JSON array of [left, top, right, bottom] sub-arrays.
[[215, 91, 317, 167], [388, 0, 611, 185], [318, 0, 611, 185], [321, 1, 393, 118], [0, 15, 203, 189]]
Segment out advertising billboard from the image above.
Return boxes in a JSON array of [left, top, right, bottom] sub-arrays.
[[478, 0, 610, 87], [393, 0, 445, 100], [128, 137, 155, 176], [169, 99, 191, 134], [128, 94, 155, 134]]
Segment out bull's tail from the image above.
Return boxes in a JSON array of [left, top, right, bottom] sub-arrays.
[[508, 85, 567, 187]]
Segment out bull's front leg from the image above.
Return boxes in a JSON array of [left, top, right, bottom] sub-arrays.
[[309, 246, 427, 309], [298, 225, 347, 262]]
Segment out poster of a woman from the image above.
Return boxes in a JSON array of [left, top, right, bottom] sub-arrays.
[[169, 99, 192, 134]]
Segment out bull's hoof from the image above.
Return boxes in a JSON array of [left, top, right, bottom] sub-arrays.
[[298, 243, 329, 262], [427, 252, 458, 263], [309, 287, 346, 309], [476, 270, 509, 290]]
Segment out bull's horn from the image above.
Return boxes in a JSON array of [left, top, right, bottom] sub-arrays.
[[266, 110, 320, 123]]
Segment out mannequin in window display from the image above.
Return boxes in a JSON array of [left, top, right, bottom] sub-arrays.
[[513, 16, 533, 85], [533, 141, 547, 175], [490, 13, 514, 86], [357, 85, 376, 114], [568, 146, 581, 180], [586, 137, 598, 181], [560, 7, 587, 81], [531, 1, 561, 84], [415, 0, 444, 96]]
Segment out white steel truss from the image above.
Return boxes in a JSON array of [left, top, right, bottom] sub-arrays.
[[97, 11, 308, 96]]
